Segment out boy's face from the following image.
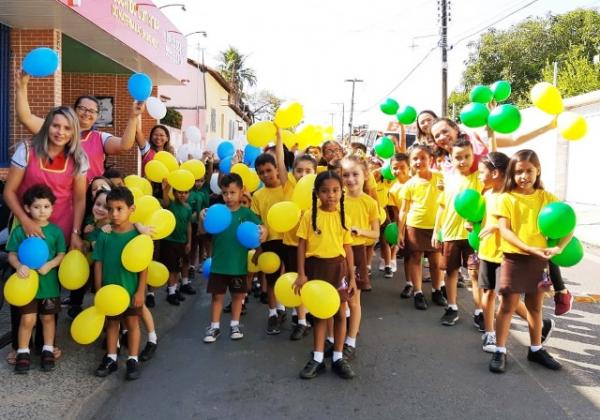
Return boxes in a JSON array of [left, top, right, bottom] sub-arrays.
[[391, 160, 409, 179], [221, 183, 243, 208], [109, 177, 124, 187], [256, 162, 279, 188], [25, 198, 53, 224], [435, 156, 446, 168], [107, 199, 135, 226], [410, 150, 430, 173], [174, 190, 190, 203], [451, 146, 474, 175]]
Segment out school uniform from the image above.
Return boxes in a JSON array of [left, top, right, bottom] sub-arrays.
[[478, 191, 502, 291]]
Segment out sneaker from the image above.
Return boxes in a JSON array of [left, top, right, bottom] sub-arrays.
[[290, 324, 309, 341], [431, 289, 447, 306], [203, 327, 221, 343], [180, 283, 197, 295], [14, 352, 31, 374], [489, 351, 506, 373], [441, 307, 459, 326], [299, 358, 326, 379], [332, 358, 356, 379], [473, 313, 485, 332], [175, 290, 186, 301], [145, 294, 156, 308], [277, 309, 287, 325], [166, 293, 180, 306], [384, 266, 393, 279], [390, 260, 397, 273], [40, 350, 55, 372], [554, 290, 573, 316], [343, 343, 356, 360], [400, 284, 413, 299], [230, 325, 244, 340], [414, 293, 428, 310], [266, 315, 281, 335], [259, 291, 268, 304], [223, 302, 232, 313], [95, 355, 118, 377], [482, 333, 497, 353], [140, 342, 157, 362], [67, 305, 83, 319], [125, 358, 141, 380], [441, 285, 447, 299], [541, 318, 555, 344], [527, 348, 561, 370]]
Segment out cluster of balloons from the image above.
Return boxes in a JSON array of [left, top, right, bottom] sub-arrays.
[[460, 81, 522, 134], [246, 250, 281, 274], [23, 47, 59, 78], [202, 204, 263, 249], [538, 202, 583, 267], [144, 151, 204, 193], [454, 189, 487, 251], [530, 82, 588, 141], [274, 274, 340, 319], [379, 98, 418, 125]]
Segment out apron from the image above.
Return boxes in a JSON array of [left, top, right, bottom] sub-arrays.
[[81, 130, 106, 181]]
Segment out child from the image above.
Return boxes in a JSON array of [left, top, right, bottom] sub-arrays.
[[340, 156, 380, 360], [93, 187, 147, 380], [199, 173, 265, 343], [160, 181, 194, 305], [294, 171, 357, 380], [397, 146, 446, 309], [388, 153, 411, 277], [103, 167, 125, 188], [7, 185, 66, 373], [371, 163, 394, 278], [432, 147, 449, 171], [489, 150, 567, 373], [187, 177, 209, 276], [433, 138, 483, 326]]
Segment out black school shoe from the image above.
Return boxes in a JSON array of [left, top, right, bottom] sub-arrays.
[[527, 348, 561, 370], [441, 308, 459, 326], [290, 324, 310, 341], [140, 342, 157, 362], [414, 293, 428, 310], [343, 343, 356, 361], [473, 313, 485, 332], [541, 318, 555, 344], [299, 358, 326, 379], [277, 309, 287, 324], [332, 358, 356, 379], [266, 315, 281, 335], [40, 350, 55, 372], [180, 283, 197, 295], [95, 355, 118, 377], [400, 284, 413, 299], [125, 358, 141, 380], [166, 293, 180, 306], [145, 294, 156, 308], [175, 289, 186, 301], [432, 289, 447, 306], [489, 351, 506, 373], [14, 352, 31, 374]]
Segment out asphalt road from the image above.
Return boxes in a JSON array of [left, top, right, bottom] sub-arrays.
[[91, 253, 600, 420]]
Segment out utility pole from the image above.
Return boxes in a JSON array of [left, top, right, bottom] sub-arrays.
[[332, 102, 345, 141], [345, 79, 363, 144], [439, 0, 449, 116], [329, 112, 335, 127]]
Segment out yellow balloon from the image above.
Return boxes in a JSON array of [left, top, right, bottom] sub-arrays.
[[71, 306, 105, 345], [58, 250, 89, 290], [557, 111, 587, 141], [274, 101, 304, 129], [324, 125, 334, 135], [247, 250, 259, 273], [95, 284, 130, 316], [292, 174, 316, 210], [312, 125, 325, 146], [3, 271, 39, 306], [300, 279, 340, 319], [121, 234, 153, 272], [245, 169, 261, 193], [128, 186, 143, 200], [167, 169, 195, 191], [281, 130, 298, 149], [140, 177, 153, 195], [247, 121, 276, 147], [147, 261, 169, 287], [145, 209, 176, 240], [124, 175, 146, 192], [274, 272, 302, 307], [129, 195, 161, 223], [531, 82, 564, 115], [231, 162, 251, 179], [180, 159, 206, 180], [145, 160, 169, 183], [258, 252, 281, 274], [155, 150, 179, 172], [296, 124, 318, 149], [267, 201, 301, 233]]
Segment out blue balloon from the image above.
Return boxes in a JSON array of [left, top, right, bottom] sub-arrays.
[[17, 237, 49, 269], [243, 144, 261, 167], [217, 141, 235, 160], [236, 221, 261, 249], [127, 73, 152, 101], [219, 156, 233, 174], [202, 258, 212, 279], [23, 48, 59, 77], [203, 204, 232, 234]]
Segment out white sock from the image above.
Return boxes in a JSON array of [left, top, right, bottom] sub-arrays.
[[345, 336, 356, 347], [326, 336, 334, 344], [332, 351, 343, 362], [276, 303, 285, 311], [292, 308, 298, 316], [148, 331, 157, 344], [474, 309, 483, 316], [406, 281, 413, 286], [42, 345, 54, 353], [345, 307, 351, 318], [182, 277, 190, 285], [168, 286, 177, 295], [414, 290, 423, 295], [298, 319, 307, 326], [107, 353, 117, 361], [122, 329, 128, 334], [17, 348, 30, 354], [313, 351, 324, 363], [128, 356, 138, 362], [211, 322, 220, 329], [147, 291, 155, 296], [495, 346, 507, 354], [268, 308, 277, 317], [448, 304, 458, 310], [230, 320, 240, 327], [530, 345, 542, 352]]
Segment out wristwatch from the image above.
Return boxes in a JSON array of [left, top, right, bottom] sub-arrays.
[[72, 229, 81, 235]]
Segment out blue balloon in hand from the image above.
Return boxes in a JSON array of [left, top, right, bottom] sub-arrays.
[[23, 48, 59, 77], [217, 141, 235, 160], [202, 258, 212, 279], [203, 204, 232, 234], [17, 237, 49, 270], [127, 73, 152, 101], [219, 156, 233, 174], [236, 221, 261, 249], [243, 144, 261, 167]]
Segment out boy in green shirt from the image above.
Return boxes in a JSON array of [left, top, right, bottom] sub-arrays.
[[7, 185, 66, 374], [93, 187, 147, 380]]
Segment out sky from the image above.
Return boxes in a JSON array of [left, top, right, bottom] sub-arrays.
[[155, 0, 600, 135]]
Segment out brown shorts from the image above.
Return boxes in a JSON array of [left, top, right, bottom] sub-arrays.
[[441, 240, 478, 272], [405, 226, 438, 253], [262, 240, 284, 287], [107, 306, 142, 321], [282, 244, 298, 273], [352, 245, 370, 290], [160, 240, 186, 273], [20, 298, 61, 315], [305, 256, 348, 302], [499, 253, 548, 295], [207, 273, 249, 295]]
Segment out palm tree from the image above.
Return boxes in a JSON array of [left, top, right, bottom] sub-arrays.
[[217, 46, 257, 94]]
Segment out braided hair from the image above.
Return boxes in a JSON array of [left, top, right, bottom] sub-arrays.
[[311, 170, 347, 234]]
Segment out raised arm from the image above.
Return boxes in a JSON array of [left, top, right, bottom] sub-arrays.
[[15, 71, 44, 134], [496, 120, 555, 148], [104, 101, 145, 155], [274, 126, 289, 187]]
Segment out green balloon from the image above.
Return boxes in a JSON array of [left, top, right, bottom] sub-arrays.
[[472, 222, 481, 236], [396, 105, 417, 125], [470, 85, 494, 103], [381, 164, 395, 181], [460, 103, 489, 128], [538, 202, 576, 239], [384, 222, 399, 245], [454, 189, 485, 222], [488, 104, 521, 134], [550, 237, 584, 267], [374, 136, 395, 159], [380, 98, 399, 115], [468, 230, 480, 251], [491, 80, 511, 102]]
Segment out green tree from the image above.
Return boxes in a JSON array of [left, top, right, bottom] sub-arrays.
[[217, 46, 257, 95], [542, 46, 600, 97]]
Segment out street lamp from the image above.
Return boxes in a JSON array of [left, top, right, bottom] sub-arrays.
[[331, 102, 345, 140], [344, 79, 363, 144]]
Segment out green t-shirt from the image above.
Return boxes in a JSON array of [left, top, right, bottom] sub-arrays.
[[211, 207, 261, 276], [188, 189, 209, 224], [6, 224, 66, 299], [92, 229, 140, 297], [164, 201, 192, 244]]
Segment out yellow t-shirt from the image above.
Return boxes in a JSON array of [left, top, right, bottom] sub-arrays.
[[388, 180, 406, 208], [494, 189, 557, 255], [287, 172, 297, 187], [375, 179, 393, 208], [296, 208, 352, 258], [478, 190, 502, 263], [438, 171, 483, 241], [400, 171, 443, 229], [251, 183, 294, 241], [344, 193, 379, 246]]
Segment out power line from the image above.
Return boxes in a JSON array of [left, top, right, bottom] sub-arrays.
[[451, 0, 531, 41]]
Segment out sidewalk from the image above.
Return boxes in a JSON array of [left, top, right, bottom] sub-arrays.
[[570, 203, 600, 248]]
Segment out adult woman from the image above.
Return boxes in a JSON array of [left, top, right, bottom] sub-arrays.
[[415, 110, 438, 146], [136, 123, 175, 173], [16, 72, 143, 182]]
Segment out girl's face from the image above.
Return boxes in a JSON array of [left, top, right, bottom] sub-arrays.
[[410, 149, 431, 174], [48, 114, 74, 149], [392, 160, 410, 180], [451, 146, 474, 175], [418, 113, 435, 136], [322, 143, 343, 163], [513, 160, 539, 193], [91, 179, 111, 197], [293, 160, 315, 181], [75, 98, 99, 130], [341, 161, 365, 194], [240, 193, 252, 208], [478, 162, 494, 187], [92, 193, 108, 221], [431, 121, 457, 151], [151, 128, 169, 150], [317, 178, 342, 210]]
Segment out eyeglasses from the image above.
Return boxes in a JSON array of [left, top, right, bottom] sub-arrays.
[[76, 105, 99, 116]]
